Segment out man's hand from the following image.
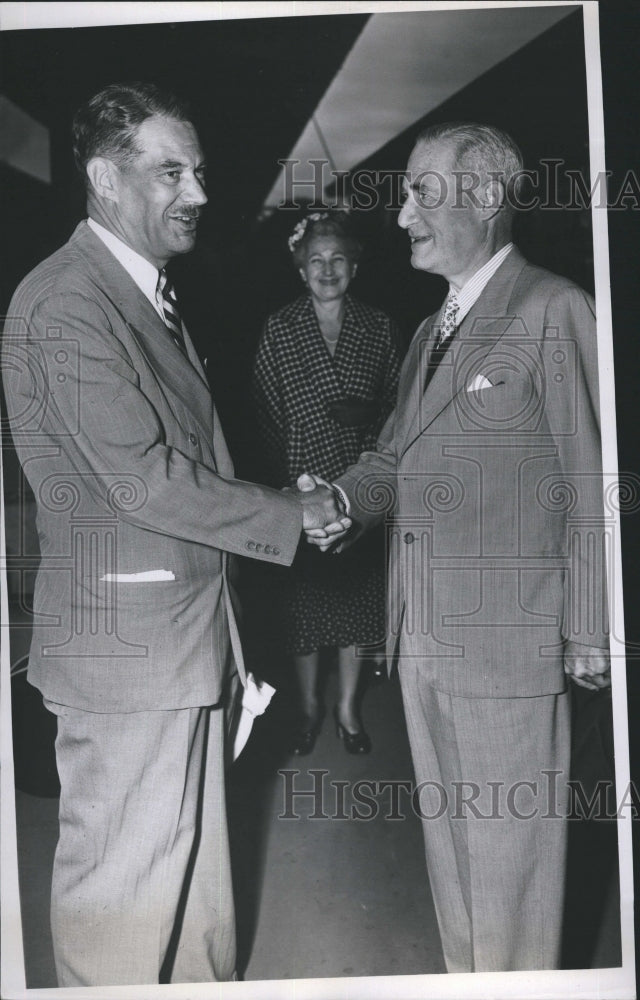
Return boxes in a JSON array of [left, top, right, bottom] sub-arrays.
[[564, 639, 611, 691], [289, 473, 351, 550]]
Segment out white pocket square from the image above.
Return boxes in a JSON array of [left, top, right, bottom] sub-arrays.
[[466, 374, 493, 392], [100, 570, 176, 582]]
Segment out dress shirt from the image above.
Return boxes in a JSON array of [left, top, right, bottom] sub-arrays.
[[87, 217, 165, 321], [450, 242, 513, 324]]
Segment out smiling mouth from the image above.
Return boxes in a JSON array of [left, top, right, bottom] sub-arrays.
[[170, 215, 199, 228]]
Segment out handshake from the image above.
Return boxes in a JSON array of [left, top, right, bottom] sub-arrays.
[[285, 473, 352, 552]]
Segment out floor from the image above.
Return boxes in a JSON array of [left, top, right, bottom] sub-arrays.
[[7, 624, 622, 988]]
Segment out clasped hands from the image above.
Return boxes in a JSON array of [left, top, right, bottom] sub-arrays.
[[284, 473, 352, 551]]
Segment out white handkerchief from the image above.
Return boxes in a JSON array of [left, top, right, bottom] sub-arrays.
[[233, 673, 276, 760], [466, 374, 493, 392], [100, 570, 176, 582]]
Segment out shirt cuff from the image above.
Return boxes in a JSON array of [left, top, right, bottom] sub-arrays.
[[332, 483, 351, 516]]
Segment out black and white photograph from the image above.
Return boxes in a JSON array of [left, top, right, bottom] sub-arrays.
[[0, 2, 637, 998]]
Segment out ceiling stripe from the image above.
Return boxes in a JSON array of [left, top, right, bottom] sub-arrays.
[[263, 4, 578, 208]]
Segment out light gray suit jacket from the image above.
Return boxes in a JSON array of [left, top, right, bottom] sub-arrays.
[[3, 221, 302, 713], [338, 248, 609, 699]]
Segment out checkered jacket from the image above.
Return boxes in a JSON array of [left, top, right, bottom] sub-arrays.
[[253, 294, 401, 486]]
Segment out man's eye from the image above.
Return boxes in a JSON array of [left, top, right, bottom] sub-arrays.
[[165, 171, 181, 180], [418, 189, 440, 207]]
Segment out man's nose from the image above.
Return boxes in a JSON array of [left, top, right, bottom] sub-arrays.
[[398, 197, 414, 229], [182, 172, 208, 206]]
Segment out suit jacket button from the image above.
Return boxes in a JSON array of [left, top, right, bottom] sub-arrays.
[[404, 531, 415, 544], [247, 540, 255, 551], [255, 542, 263, 552], [189, 432, 197, 445], [273, 546, 281, 556], [264, 544, 272, 554]]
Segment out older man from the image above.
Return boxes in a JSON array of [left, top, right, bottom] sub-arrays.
[[307, 122, 610, 972], [2, 82, 344, 987]]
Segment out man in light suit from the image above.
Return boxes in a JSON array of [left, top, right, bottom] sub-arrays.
[[2, 82, 346, 987], [306, 123, 611, 972]]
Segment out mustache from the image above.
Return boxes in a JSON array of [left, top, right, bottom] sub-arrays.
[[171, 207, 202, 220]]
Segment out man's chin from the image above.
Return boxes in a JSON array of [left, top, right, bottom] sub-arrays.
[[410, 253, 433, 272], [172, 235, 198, 256]]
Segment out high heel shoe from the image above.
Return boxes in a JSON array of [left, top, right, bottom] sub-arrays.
[[290, 710, 323, 756], [333, 706, 371, 755]]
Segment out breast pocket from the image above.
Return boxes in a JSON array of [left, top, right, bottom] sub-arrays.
[[453, 376, 544, 434]]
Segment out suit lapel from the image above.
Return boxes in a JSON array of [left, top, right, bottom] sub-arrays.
[[73, 223, 214, 443], [400, 248, 528, 458]]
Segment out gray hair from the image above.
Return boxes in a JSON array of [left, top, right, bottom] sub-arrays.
[[414, 121, 524, 211]]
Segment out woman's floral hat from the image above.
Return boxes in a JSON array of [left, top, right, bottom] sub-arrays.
[[287, 209, 351, 253]]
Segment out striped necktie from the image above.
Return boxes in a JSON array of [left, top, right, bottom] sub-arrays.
[[157, 269, 188, 357]]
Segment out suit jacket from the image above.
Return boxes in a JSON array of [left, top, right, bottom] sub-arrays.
[[338, 248, 609, 699], [2, 221, 302, 713]]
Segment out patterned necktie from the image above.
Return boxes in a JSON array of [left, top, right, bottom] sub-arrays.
[[424, 292, 459, 391], [157, 269, 188, 357], [435, 291, 459, 348]]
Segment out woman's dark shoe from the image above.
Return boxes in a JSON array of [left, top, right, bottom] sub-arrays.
[[333, 706, 371, 755], [290, 712, 323, 755]]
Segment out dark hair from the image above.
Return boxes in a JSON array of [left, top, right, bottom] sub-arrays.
[[72, 81, 192, 185], [414, 121, 524, 211], [290, 211, 363, 269]]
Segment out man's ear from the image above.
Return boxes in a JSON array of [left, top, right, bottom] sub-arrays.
[[480, 178, 506, 220], [85, 157, 120, 202]]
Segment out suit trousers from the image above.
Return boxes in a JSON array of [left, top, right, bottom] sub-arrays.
[[44, 699, 236, 986], [398, 661, 570, 972]]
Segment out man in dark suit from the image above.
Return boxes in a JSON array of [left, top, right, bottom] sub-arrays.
[[306, 122, 611, 971], [2, 82, 346, 987]]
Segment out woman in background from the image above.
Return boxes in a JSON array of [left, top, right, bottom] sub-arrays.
[[253, 211, 401, 755]]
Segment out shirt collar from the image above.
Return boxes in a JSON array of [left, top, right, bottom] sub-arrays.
[[87, 217, 162, 314], [448, 243, 514, 325]]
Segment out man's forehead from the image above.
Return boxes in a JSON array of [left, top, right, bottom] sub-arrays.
[[135, 115, 202, 159], [406, 138, 457, 178]]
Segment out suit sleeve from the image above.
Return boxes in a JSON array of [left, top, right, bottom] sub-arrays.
[[542, 285, 609, 648], [8, 291, 302, 565]]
